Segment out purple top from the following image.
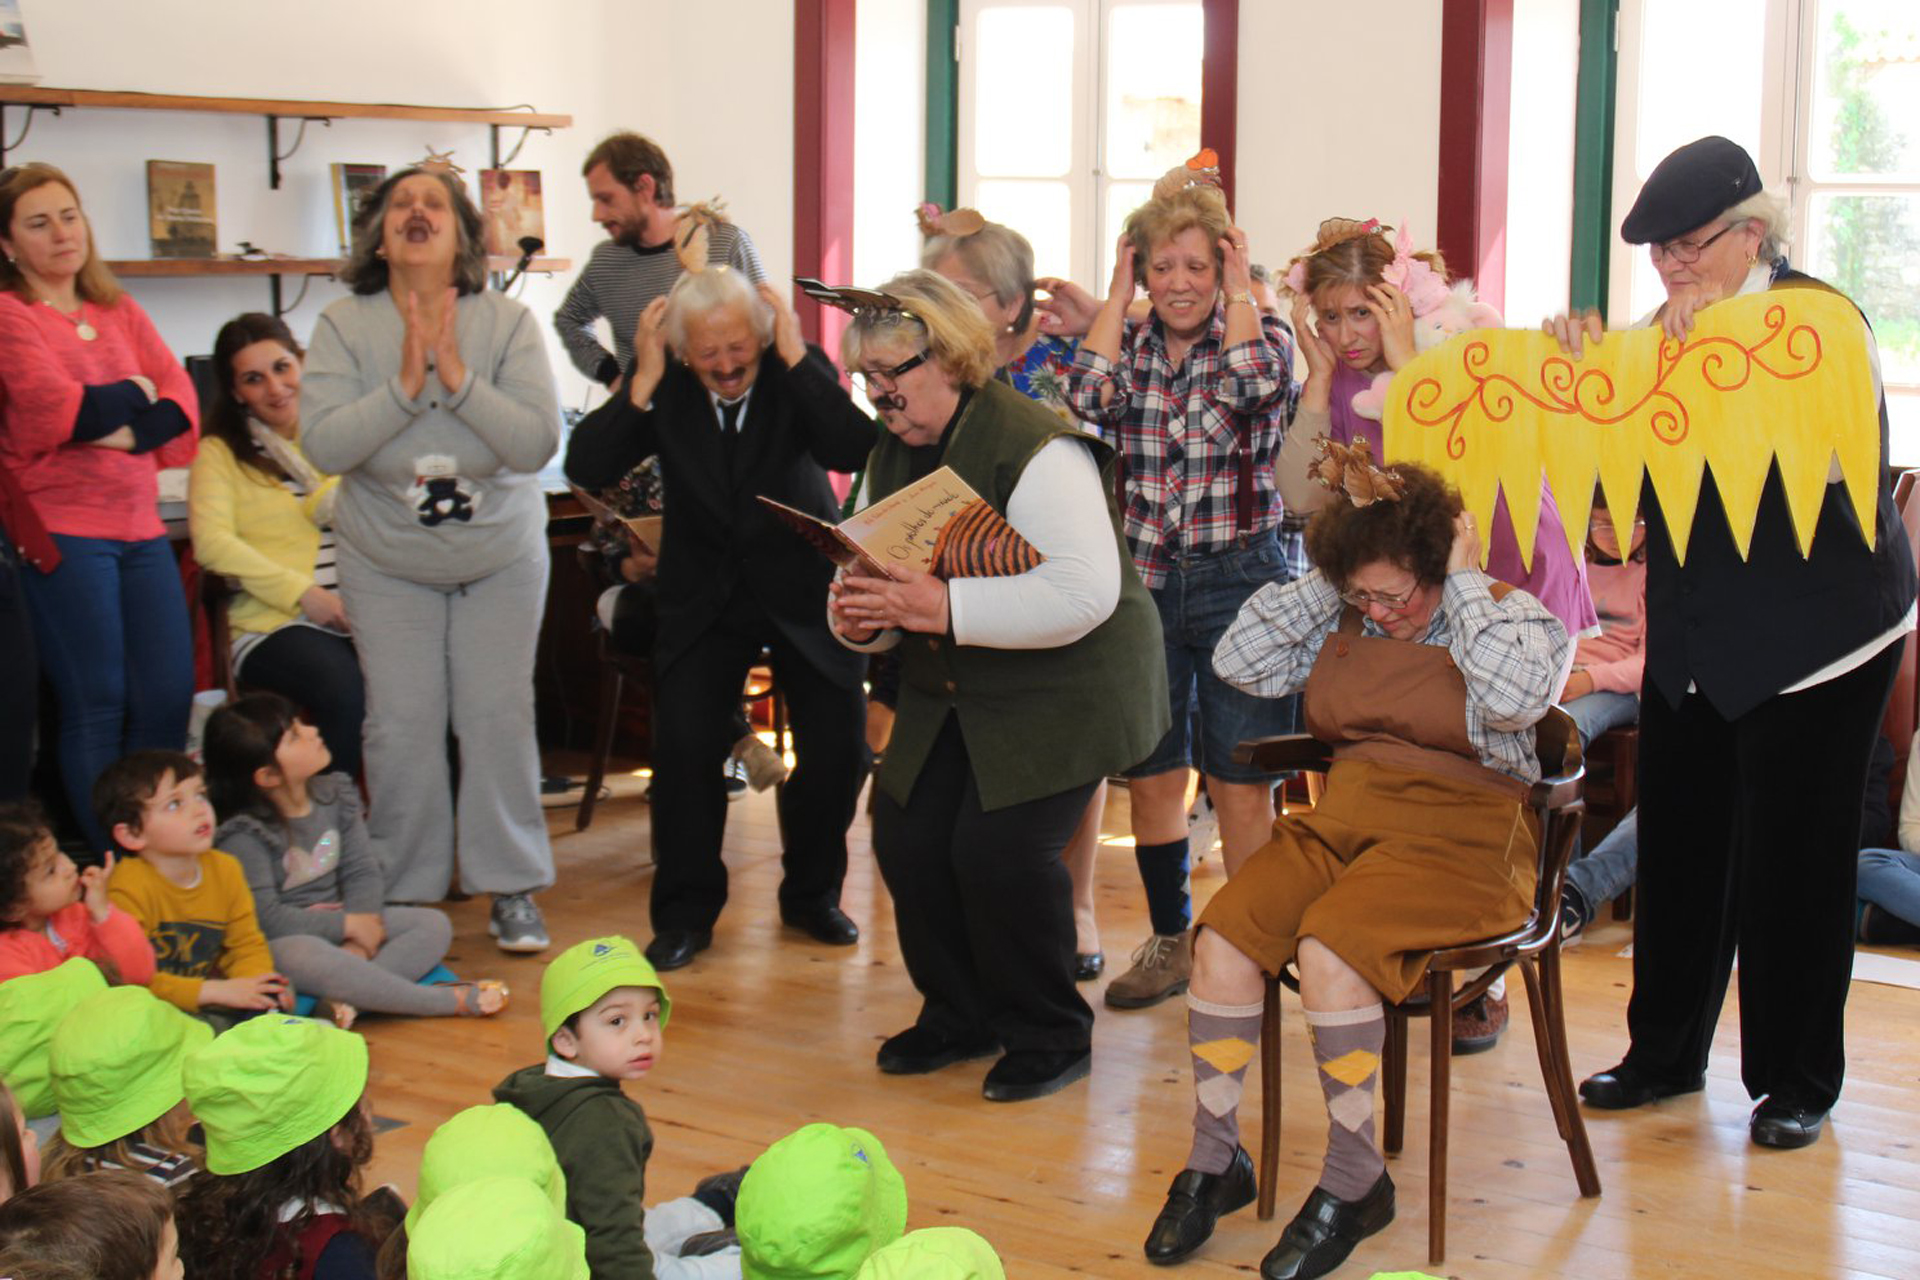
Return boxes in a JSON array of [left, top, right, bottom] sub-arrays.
[[1328, 362, 1599, 636]]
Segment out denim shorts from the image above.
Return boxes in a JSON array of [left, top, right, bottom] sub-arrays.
[[1127, 528, 1301, 783]]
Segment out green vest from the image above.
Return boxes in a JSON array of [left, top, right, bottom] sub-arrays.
[[866, 379, 1170, 811]]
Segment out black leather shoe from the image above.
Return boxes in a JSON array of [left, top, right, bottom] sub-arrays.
[[1143, 1146, 1257, 1265], [1074, 951, 1106, 981], [876, 1025, 1000, 1075], [644, 929, 712, 971], [981, 1049, 1091, 1102], [1750, 1098, 1827, 1149], [780, 904, 860, 946], [1259, 1172, 1396, 1280], [1578, 1061, 1705, 1110]]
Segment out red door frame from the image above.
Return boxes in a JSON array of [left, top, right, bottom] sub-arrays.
[[795, 0, 858, 350], [1436, 0, 1513, 312]]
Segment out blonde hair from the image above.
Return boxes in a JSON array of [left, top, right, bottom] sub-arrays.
[[921, 220, 1036, 332], [1124, 184, 1232, 283], [1284, 220, 1449, 301], [1721, 189, 1791, 261], [0, 163, 124, 306], [841, 269, 997, 389]]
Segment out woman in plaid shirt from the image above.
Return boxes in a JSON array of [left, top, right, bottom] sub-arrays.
[[1065, 182, 1298, 1011]]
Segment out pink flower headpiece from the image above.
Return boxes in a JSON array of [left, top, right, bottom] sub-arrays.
[[1379, 219, 1452, 318], [1281, 218, 1382, 296]]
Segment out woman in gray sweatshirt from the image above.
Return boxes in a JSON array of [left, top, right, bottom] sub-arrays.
[[301, 166, 560, 950]]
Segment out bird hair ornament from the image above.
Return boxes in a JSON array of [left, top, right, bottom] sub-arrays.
[[1280, 217, 1384, 296], [915, 203, 988, 239], [1312, 436, 1406, 507], [673, 197, 732, 273], [1151, 148, 1222, 201]]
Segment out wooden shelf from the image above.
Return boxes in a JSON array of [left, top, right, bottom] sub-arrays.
[[107, 256, 572, 278], [0, 86, 570, 130]]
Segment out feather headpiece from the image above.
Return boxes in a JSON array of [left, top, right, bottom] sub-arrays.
[[915, 203, 988, 239], [1312, 436, 1406, 507], [673, 197, 732, 273], [417, 147, 465, 177], [1152, 148, 1222, 201]]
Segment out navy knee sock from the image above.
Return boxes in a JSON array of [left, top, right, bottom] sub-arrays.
[[1135, 837, 1192, 937]]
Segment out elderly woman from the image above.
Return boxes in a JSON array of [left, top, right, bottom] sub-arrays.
[[1143, 461, 1567, 1278], [1064, 183, 1297, 1013], [0, 163, 199, 848], [564, 269, 875, 972], [829, 270, 1168, 1102], [1544, 136, 1916, 1149], [189, 313, 363, 779], [301, 167, 561, 951]]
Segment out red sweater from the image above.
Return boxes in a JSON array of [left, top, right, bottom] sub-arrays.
[[0, 901, 158, 985], [0, 290, 199, 541]]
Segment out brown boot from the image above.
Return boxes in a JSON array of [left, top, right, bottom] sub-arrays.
[[1104, 931, 1192, 1009]]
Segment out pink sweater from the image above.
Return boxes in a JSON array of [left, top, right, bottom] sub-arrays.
[[0, 290, 199, 541], [1575, 557, 1647, 694], [0, 901, 158, 985]]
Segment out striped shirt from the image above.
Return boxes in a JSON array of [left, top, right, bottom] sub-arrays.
[[1212, 568, 1570, 783], [552, 223, 767, 383]]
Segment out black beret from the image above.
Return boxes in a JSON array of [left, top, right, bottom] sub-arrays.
[[1620, 136, 1762, 245]]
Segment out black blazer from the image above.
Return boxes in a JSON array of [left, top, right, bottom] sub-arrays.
[[565, 345, 877, 684]]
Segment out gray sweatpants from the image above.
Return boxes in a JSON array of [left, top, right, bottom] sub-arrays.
[[338, 545, 555, 902], [270, 906, 464, 1017]]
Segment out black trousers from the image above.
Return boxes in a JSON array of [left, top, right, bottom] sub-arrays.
[[648, 596, 868, 933], [872, 714, 1097, 1055], [236, 625, 367, 781], [0, 545, 36, 803], [1626, 641, 1901, 1111]]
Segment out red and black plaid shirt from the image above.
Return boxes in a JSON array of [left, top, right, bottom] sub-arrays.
[[1066, 303, 1293, 588]]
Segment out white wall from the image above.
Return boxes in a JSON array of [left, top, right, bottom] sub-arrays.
[[14, 0, 794, 414], [1504, 0, 1580, 326], [853, 0, 928, 289]]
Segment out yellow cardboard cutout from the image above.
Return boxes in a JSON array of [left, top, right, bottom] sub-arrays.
[[1382, 290, 1880, 568]]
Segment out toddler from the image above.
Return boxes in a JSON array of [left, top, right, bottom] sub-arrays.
[[0, 1167, 184, 1280], [204, 694, 504, 1022], [406, 1175, 589, 1280], [853, 1228, 1004, 1280], [0, 801, 155, 984], [736, 1124, 907, 1280], [97, 750, 292, 1019]]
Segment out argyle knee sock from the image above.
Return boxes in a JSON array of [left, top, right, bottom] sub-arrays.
[[1136, 837, 1192, 937], [1305, 1003, 1388, 1201], [1186, 992, 1263, 1175]]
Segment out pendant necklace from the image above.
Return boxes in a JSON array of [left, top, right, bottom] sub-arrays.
[[43, 299, 97, 341]]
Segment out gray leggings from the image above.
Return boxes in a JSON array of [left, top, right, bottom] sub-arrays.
[[269, 907, 464, 1017]]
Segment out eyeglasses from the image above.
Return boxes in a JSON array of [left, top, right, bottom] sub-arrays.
[[1648, 223, 1735, 265], [853, 350, 928, 392], [1339, 584, 1416, 611]]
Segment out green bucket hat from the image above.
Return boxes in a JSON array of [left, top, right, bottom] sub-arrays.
[[407, 1175, 589, 1280], [738, 1124, 908, 1280], [405, 1104, 569, 1236], [540, 936, 671, 1040], [0, 957, 108, 1119], [182, 1014, 369, 1174], [854, 1228, 1004, 1280], [50, 984, 212, 1148]]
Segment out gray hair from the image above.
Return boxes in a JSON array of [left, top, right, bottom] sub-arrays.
[[1723, 189, 1791, 261], [338, 167, 489, 297], [663, 267, 772, 352], [920, 221, 1036, 331]]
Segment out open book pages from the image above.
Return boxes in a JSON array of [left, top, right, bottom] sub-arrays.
[[568, 483, 664, 553], [757, 466, 1042, 581]]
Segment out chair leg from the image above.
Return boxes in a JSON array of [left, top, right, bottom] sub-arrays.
[[576, 663, 624, 832], [1382, 1008, 1407, 1156], [774, 686, 790, 764], [1516, 959, 1575, 1146], [1427, 970, 1453, 1267], [1540, 945, 1603, 1198], [1258, 977, 1282, 1221]]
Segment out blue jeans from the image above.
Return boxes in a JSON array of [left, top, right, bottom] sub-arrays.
[[1130, 530, 1300, 784], [1857, 848, 1920, 929], [21, 533, 193, 851], [1564, 689, 1639, 747], [1565, 807, 1638, 923]]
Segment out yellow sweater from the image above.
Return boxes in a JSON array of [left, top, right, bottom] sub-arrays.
[[108, 851, 276, 1011], [187, 433, 339, 636]]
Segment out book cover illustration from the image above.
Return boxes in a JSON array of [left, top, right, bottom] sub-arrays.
[[0, 0, 38, 85], [478, 169, 544, 258], [758, 466, 1042, 581], [330, 163, 387, 253], [147, 161, 216, 258], [568, 483, 663, 553]]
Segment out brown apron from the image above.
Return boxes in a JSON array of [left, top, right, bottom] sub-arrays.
[[1197, 603, 1538, 1002]]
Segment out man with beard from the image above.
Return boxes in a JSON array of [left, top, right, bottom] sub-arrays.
[[555, 132, 767, 388]]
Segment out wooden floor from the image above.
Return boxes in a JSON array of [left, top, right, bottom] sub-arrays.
[[362, 763, 1920, 1279]]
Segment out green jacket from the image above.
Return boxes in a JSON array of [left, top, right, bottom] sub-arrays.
[[865, 378, 1169, 810], [494, 1065, 656, 1280]]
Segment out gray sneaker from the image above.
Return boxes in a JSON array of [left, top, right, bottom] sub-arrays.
[[489, 893, 550, 953]]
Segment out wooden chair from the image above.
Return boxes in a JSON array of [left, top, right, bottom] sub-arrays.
[[1583, 724, 1638, 919], [1233, 706, 1601, 1266]]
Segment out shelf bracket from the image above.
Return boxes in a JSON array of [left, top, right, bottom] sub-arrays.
[[0, 103, 58, 166], [268, 271, 317, 320], [489, 123, 549, 169], [265, 114, 333, 190]]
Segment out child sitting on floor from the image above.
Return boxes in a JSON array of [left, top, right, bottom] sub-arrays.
[[39, 984, 208, 1189], [204, 695, 505, 1024], [0, 801, 155, 985], [406, 1175, 589, 1280], [853, 1228, 1003, 1280], [0, 1167, 184, 1280], [0, 958, 107, 1128], [736, 1123, 907, 1280], [97, 750, 292, 1023], [494, 935, 745, 1279], [175, 1014, 388, 1280]]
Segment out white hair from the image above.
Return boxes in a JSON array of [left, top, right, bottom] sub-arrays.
[[663, 267, 771, 352], [1723, 189, 1791, 261]]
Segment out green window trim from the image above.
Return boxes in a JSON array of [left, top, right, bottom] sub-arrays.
[[1570, 0, 1619, 314], [925, 0, 959, 209]]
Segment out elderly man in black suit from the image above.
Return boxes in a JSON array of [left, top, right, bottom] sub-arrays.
[[566, 268, 876, 969]]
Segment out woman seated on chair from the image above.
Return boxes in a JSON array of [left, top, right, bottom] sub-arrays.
[[1144, 456, 1569, 1280]]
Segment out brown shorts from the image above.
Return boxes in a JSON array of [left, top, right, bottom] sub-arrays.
[[1197, 757, 1537, 1003]]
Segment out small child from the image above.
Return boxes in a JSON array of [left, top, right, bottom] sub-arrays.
[[1557, 492, 1647, 748], [0, 1079, 39, 1204], [406, 1175, 589, 1280], [175, 1014, 385, 1280], [494, 935, 744, 1280], [96, 750, 293, 1020], [853, 1228, 1004, 1280], [0, 957, 107, 1125], [40, 984, 209, 1188], [0, 1167, 183, 1280], [735, 1124, 907, 1280], [204, 694, 505, 1023], [0, 801, 156, 985]]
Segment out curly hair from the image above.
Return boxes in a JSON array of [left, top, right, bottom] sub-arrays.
[[841, 269, 998, 390], [175, 1104, 377, 1280], [1285, 219, 1449, 301], [0, 1169, 174, 1280], [0, 800, 53, 929], [337, 167, 488, 297], [1303, 462, 1462, 590], [1124, 183, 1232, 284]]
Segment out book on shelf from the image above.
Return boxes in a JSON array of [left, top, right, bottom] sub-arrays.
[[568, 483, 663, 554], [330, 163, 387, 253], [146, 160, 217, 259], [478, 169, 545, 258], [758, 466, 1043, 581], [0, 0, 38, 85]]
